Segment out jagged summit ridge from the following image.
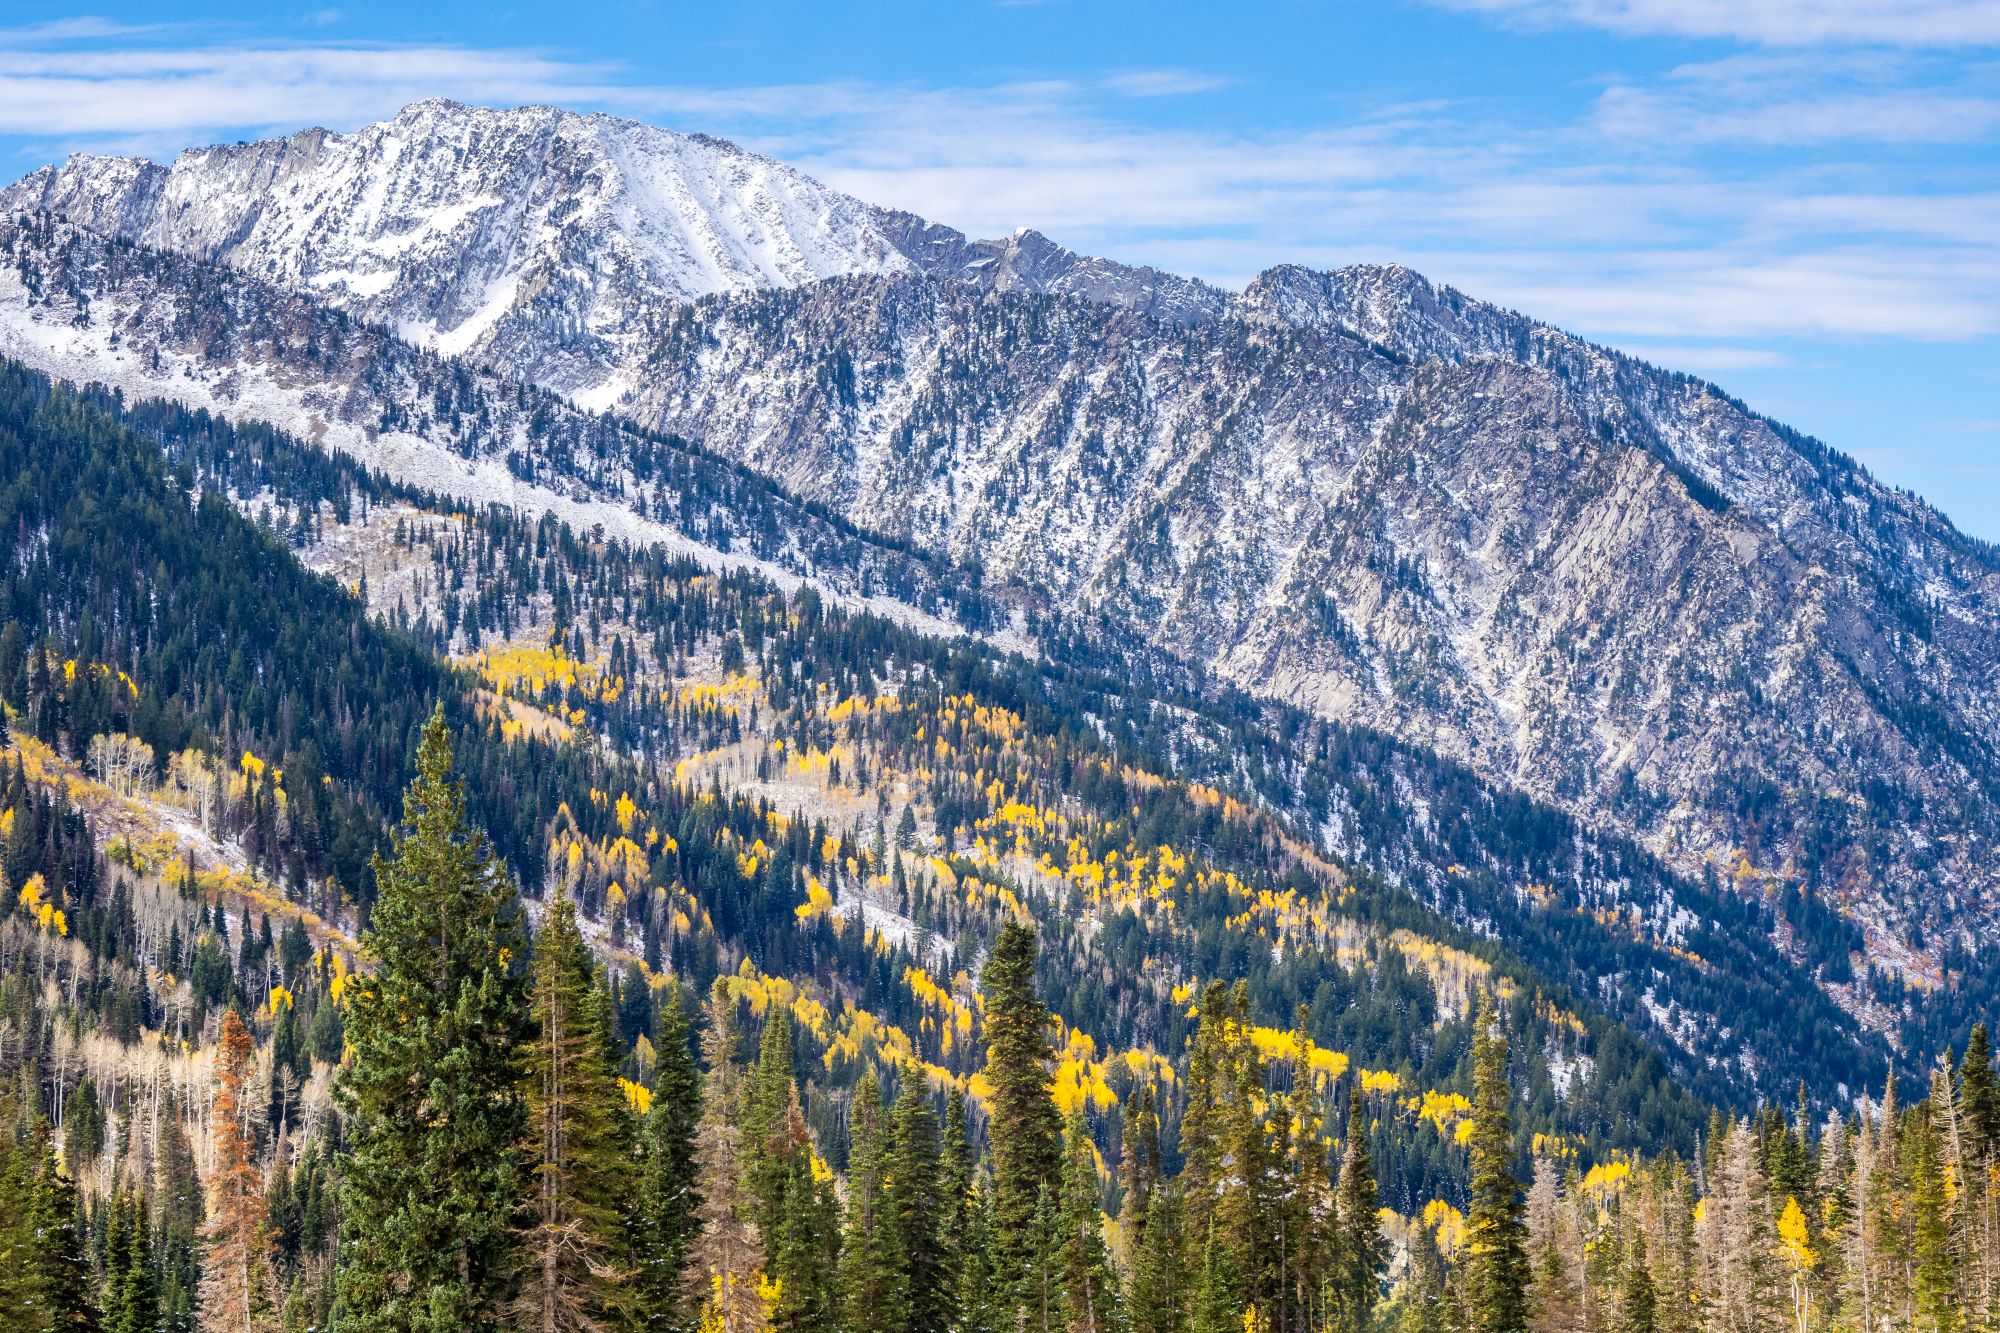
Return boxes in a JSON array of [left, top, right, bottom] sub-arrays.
[[0, 98, 1225, 402]]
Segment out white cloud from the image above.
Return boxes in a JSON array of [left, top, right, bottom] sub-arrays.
[[1432, 0, 2000, 46], [1100, 68, 1231, 97], [0, 29, 1994, 352]]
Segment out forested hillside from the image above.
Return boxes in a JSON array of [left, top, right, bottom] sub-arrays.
[[1, 357, 1997, 1333]]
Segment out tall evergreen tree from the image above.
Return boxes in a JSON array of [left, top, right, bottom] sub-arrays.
[[1057, 1106, 1116, 1333], [1618, 1235, 1658, 1333], [514, 883, 637, 1332], [104, 1191, 159, 1333], [840, 1074, 904, 1333], [1962, 1023, 2000, 1163], [886, 1072, 949, 1333], [335, 705, 531, 1332], [1464, 997, 1530, 1333], [27, 1127, 100, 1333], [1128, 1186, 1186, 1333], [637, 980, 703, 1328], [1333, 1087, 1386, 1333], [980, 920, 1061, 1301]]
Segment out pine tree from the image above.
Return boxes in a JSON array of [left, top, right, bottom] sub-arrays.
[[1911, 1104, 1960, 1333], [980, 920, 1061, 1303], [955, 1182, 1004, 1333], [1617, 1233, 1657, 1333], [840, 1073, 904, 1333], [886, 1072, 949, 1333], [743, 1014, 798, 1246], [1465, 997, 1530, 1333], [513, 883, 637, 1332], [105, 1191, 160, 1333], [335, 704, 531, 1332], [1057, 1106, 1116, 1333], [1128, 1186, 1186, 1333], [637, 979, 703, 1328], [203, 1007, 277, 1333], [1962, 1023, 2000, 1163], [28, 1127, 99, 1333], [1333, 1087, 1387, 1333], [766, 1120, 840, 1333]]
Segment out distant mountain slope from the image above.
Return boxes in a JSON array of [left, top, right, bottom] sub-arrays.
[[6, 100, 1999, 997], [0, 99, 1217, 406], [619, 272, 2000, 970], [0, 224, 1907, 1103]]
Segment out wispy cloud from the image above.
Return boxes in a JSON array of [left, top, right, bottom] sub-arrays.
[[1429, 0, 2000, 46], [0, 22, 1994, 358]]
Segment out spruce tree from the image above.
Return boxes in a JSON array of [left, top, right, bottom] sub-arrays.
[[104, 1191, 159, 1333], [1910, 1105, 1960, 1333], [28, 1128, 99, 1333], [886, 1072, 949, 1333], [1465, 997, 1530, 1333], [1128, 1187, 1186, 1333], [1057, 1106, 1117, 1333], [840, 1073, 905, 1333], [335, 704, 530, 1332], [1961, 1022, 2000, 1162], [514, 883, 637, 1332], [1333, 1086, 1387, 1333], [980, 920, 1061, 1299], [637, 979, 703, 1327], [1617, 1234, 1657, 1333]]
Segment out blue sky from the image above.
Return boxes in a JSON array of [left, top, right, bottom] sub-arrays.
[[4, 2, 1998, 535]]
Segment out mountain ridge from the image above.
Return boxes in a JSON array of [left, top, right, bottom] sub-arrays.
[[5, 98, 1997, 1013]]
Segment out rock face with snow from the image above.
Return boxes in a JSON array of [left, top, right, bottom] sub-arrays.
[[6, 99, 1999, 978], [1, 99, 1215, 402]]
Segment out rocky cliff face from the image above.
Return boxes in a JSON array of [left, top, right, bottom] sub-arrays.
[[616, 272, 2000, 964], [6, 100, 1997, 984]]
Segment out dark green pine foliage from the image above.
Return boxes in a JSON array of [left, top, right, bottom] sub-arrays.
[[744, 1014, 800, 1243], [954, 1183, 1004, 1333], [335, 705, 531, 1333], [885, 1071, 949, 1333], [154, 1100, 204, 1333], [768, 1136, 841, 1333], [1128, 1186, 1186, 1333], [939, 1086, 977, 1292], [103, 1191, 159, 1333], [1962, 1022, 2000, 1161], [25, 1127, 100, 1333], [980, 921, 1062, 1307], [840, 1074, 906, 1333], [637, 980, 704, 1328], [1618, 1234, 1657, 1333], [515, 882, 639, 1331], [1465, 998, 1531, 1333], [748, 1015, 840, 1333], [1910, 1103, 1960, 1333], [1333, 1087, 1387, 1333], [1057, 1106, 1117, 1333]]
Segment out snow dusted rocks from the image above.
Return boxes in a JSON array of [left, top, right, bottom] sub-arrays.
[[6, 99, 2000, 972]]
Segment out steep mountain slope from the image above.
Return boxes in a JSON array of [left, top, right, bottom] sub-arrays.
[[618, 273, 2000, 967], [0, 99, 1215, 405], [6, 101, 1998, 997]]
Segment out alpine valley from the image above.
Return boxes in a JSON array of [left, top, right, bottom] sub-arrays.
[[0, 96, 1997, 1333]]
